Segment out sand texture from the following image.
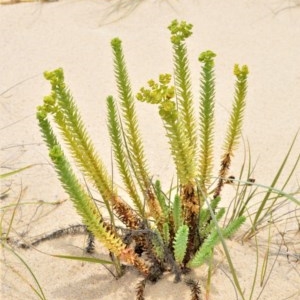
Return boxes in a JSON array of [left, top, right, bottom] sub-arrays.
[[1, 1, 300, 299]]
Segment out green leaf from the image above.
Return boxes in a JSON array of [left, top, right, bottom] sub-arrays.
[[173, 225, 189, 264], [189, 216, 245, 268], [153, 180, 169, 217], [187, 230, 218, 268], [169, 21, 197, 160], [151, 229, 165, 261], [163, 222, 170, 244], [173, 194, 183, 231], [111, 38, 149, 190], [42, 69, 114, 207], [198, 50, 216, 191], [107, 95, 144, 216], [223, 64, 249, 155]]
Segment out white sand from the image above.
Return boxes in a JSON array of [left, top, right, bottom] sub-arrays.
[[1, 1, 299, 299]]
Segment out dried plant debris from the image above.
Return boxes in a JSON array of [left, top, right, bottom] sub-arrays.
[[8, 224, 88, 249], [135, 278, 146, 300], [185, 278, 202, 300]]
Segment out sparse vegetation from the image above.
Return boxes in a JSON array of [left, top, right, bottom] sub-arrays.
[[32, 19, 299, 299], [1, 15, 299, 300]]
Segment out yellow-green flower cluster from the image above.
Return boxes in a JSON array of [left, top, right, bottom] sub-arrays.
[[36, 93, 57, 120], [159, 99, 177, 123], [168, 19, 193, 45], [136, 74, 177, 123], [44, 68, 65, 87], [36, 106, 48, 121], [198, 50, 216, 68], [136, 73, 174, 104], [233, 64, 249, 79], [36, 69, 69, 121], [111, 37, 122, 49]]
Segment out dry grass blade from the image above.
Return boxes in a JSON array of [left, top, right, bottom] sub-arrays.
[[3, 186, 26, 240], [99, 0, 143, 25]]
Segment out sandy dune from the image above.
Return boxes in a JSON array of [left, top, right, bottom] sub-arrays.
[[1, 1, 299, 299]]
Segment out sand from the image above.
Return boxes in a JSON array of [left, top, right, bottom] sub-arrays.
[[1, 0, 299, 299]]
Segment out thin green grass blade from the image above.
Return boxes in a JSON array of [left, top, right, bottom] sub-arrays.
[[1, 199, 65, 210], [226, 138, 257, 223], [4, 187, 23, 239], [250, 131, 299, 234], [260, 225, 271, 287], [3, 244, 47, 300], [253, 131, 300, 229], [248, 234, 259, 300], [52, 254, 114, 264], [255, 183, 300, 206], [203, 195, 246, 300], [0, 165, 34, 179]]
